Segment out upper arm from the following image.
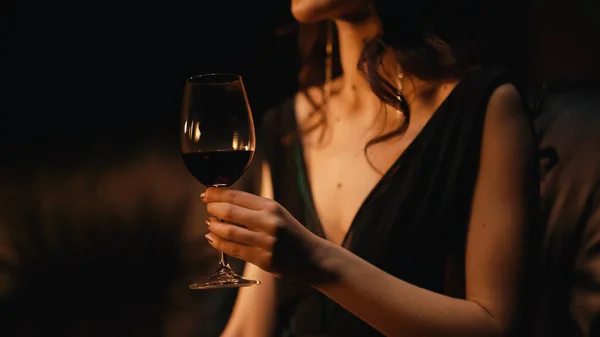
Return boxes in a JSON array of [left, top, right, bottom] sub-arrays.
[[221, 161, 278, 337], [465, 84, 538, 331]]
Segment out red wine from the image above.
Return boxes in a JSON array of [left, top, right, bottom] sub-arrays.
[[182, 150, 254, 187]]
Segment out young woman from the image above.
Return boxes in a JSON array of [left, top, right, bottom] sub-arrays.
[[204, 1, 538, 336]]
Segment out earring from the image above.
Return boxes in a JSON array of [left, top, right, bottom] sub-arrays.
[[397, 72, 404, 92], [396, 69, 406, 119]]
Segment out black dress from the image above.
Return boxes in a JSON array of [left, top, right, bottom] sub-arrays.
[[261, 68, 515, 337]]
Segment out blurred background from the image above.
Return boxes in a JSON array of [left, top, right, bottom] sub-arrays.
[[1, 0, 599, 336]]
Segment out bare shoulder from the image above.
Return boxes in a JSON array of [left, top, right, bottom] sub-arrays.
[[481, 82, 536, 159], [263, 84, 322, 135], [485, 83, 528, 121], [294, 77, 344, 123], [294, 84, 325, 123]]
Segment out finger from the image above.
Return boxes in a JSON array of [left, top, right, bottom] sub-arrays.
[[207, 217, 276, 251], [201, 188, 266, 211], [207, 202, 278, 232], [205, 233, 262, 263]]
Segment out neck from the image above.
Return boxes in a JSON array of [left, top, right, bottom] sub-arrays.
[[332, 14, 381, 109], [332, 17, 445, 115]]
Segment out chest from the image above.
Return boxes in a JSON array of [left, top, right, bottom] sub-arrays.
[[305, 151, 382, 245], [301, 123, 427, 246]]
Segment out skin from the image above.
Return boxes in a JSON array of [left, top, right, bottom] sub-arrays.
[[212, 1, 538, 336]]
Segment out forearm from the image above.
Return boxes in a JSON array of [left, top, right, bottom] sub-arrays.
[[313, 241, 502, 337]]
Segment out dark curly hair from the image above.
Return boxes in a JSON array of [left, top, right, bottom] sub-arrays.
[[294, 0, 530, 171]]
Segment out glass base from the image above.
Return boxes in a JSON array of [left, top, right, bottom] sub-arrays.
[[189, 264, 260, 290]]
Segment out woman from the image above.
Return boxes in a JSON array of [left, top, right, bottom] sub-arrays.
[[204, 0, 538, 336]]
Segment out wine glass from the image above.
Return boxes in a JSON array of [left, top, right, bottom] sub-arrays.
[[181, 73, 260, 289]]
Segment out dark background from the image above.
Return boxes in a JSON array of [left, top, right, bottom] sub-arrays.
[[1, 2, 301, 336], [1, 1, 299, 166], [1, 0, 599, 336]]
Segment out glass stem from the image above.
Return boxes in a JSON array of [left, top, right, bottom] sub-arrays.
[[211, 185, 231, 269], [219, 251, 229, 268]]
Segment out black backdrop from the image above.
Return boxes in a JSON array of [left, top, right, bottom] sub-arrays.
[[1, 2, 299, 336], [2, 1, 298, 169]]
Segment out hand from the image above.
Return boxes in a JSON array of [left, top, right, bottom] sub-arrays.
[[201, 187, 333, 283]]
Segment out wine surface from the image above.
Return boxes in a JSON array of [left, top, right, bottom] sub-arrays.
[[182, 150, 254, 187]]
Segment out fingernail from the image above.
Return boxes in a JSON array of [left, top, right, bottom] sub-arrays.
[[205, 233, 214, 243], [200, 192, 206, 200], [205, 218, 211, 228]]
